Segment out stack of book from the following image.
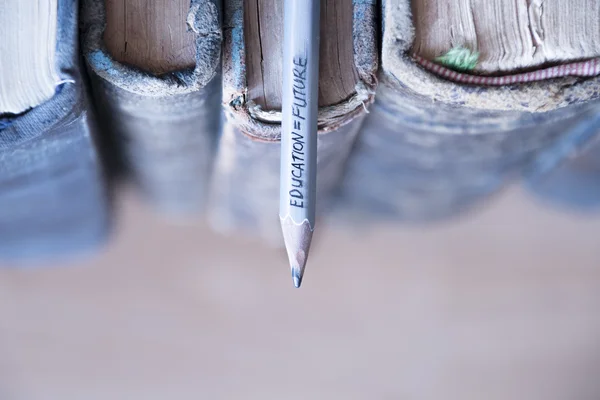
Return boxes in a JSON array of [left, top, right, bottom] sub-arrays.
[[1, 0, 600, 260]]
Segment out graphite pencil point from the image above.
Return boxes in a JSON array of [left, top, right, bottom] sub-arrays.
[[292, 267, 303, 288]]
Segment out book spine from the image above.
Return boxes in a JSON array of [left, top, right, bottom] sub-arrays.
[[336, 0, 600, 221], [81, 0, 223, 215], [0, 0, 109, 260]]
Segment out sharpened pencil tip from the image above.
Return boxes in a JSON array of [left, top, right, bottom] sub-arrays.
[[280, 217, 314, 288], [292, 268, 303, 288]]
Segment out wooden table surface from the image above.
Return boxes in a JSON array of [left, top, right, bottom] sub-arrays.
[[1, 186, 599, 400]]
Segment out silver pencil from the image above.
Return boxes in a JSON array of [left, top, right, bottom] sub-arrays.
[[279, 0, 320, 288]]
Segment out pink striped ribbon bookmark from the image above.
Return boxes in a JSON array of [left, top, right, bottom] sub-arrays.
[[413, 54, 600, 86]]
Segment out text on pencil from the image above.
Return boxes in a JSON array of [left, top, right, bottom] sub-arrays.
[[289, 56, 308, 208]]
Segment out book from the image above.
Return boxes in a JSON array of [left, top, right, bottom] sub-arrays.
[[208, 0, 378, 243], [0, 0, 110, 260], [336, 0, 600, 221], [81, 0, 222, 215]]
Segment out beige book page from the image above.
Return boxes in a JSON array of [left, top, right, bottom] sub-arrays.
[[104, 0, 196, 75], [0, 0, 59, 114], [244, 0, 359, 110], [412, 0, 600, 73]]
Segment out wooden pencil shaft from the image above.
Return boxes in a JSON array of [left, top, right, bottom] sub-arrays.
[[279, 0, 320, 227], [278, 0, 321, 287]]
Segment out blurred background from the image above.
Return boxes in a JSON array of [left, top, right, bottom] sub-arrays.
[[1, 183, 599, 400]]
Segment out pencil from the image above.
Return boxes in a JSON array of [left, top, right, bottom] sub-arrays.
[[279, 0, 320, 288]]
